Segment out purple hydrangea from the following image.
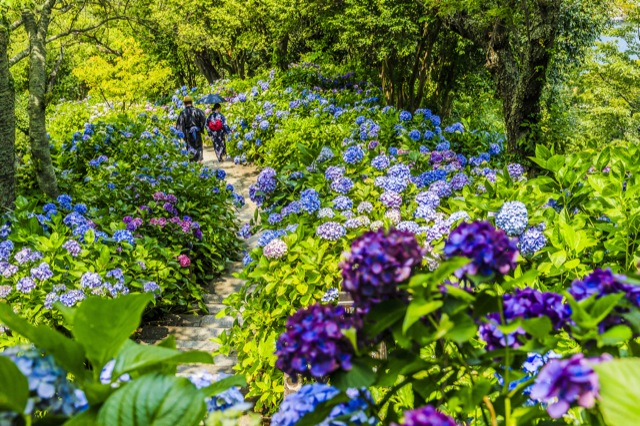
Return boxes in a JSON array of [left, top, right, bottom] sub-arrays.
[[415, 191, 440, 209], [238, 223, 252, 239], [449, 173, 470, 191], [316, 222, 346, 241], [507, 163, 525, 179], [263, 239, 288, 259], [444, 221, 518, 279], [393, 405, 456, 426], [31, 262, 53, 281], [531, 353, 611, 418], [569, 268, 640, 309], [428, 180, 452, 198], [275, 304, 354, 379], [331, 177, 354, 194], [380, 192, 402, 208], [80, 272, 102, 289], [17, 277, 36, 294], [257, 167, 277, 193], [325, 166, 345, 181], [268, 213, 283, 225], [340, 229, 424, 314]]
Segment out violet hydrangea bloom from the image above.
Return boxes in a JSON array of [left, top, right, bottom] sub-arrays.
[[257, 167, 277, 193], [531, 353, 611, 418], [340, 229, 424, 314], [316, 222, 346, 241], [444, 221, 518, 279], [393, 405, 456, 426], [275, 304, 354, 379], [495, 201, 528, 236], [263, 239, 287, 260]]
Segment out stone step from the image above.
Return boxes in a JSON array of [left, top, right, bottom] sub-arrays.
[[180, 314, 237, 328], [175, 339, 221, 352], [177, 361, 237, 377], [204, 293, 224, 304], [166, 326, 229, 341]]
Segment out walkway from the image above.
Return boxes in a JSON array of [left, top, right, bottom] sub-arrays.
[[139, 145, 259, 377]]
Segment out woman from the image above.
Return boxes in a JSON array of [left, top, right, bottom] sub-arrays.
[[205, 103, 231, 162]]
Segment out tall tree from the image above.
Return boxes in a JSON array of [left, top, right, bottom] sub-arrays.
[[440, 0, 608, 155], [0, 13, 16, 211], [22, 0, 59, 198]]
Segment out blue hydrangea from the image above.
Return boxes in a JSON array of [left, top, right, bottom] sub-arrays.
[[318, 207, 335, 219], [332, 196, 353, 211], [316, 222, 347, 241], [57, 194, 73, 210], [435, 141, 450, 151], [489, 143, 502, 156], [300, 189, 321, 213], [317, 146, 334, 163], [355, 116, 366, 125], [424, 130, 435, 140], [0, 240, 14, 261], [371, 154, 390, 170], [259, 120, 270, 131], [1, 346, 88, 418], [416, 169, 448, 188], [399, 111, 412, 121], [113, 230, 135, 245], [429, 181, 452, 198], [450, 173, 470, 190], [388, 147, 398, 156], [242, 251, 253, 267], [343, 145, 364, 164], [519, 225, 547, 256], [268, 213, 283, 225], [444, 122, 464, 133], [331, 177, 354, 194], [187, 371, 244, 412], [409, 129, 422, 141], [496, 201, 529, 236], [431, 115, 441, 126], [415, 191, 441, 208]]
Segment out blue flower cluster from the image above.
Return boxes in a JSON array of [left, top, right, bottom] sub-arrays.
[[495, 201, 528, 236]]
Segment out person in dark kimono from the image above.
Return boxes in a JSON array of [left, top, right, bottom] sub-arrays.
[[205, 103, 231, 162], [176, 96, 207, 162]]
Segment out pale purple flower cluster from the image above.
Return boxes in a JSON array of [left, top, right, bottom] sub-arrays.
[[62, 240, 82, 257], [380, 191, 402, 208], [357, 202, 373, 214], [331, 177, 354, 194], [371, 154, 390, 170], [325, 166, 345, 181], [264, 238, 288, 259], [415, 191, 440, 209], [257, 167, 278, 193], [316, 222, 346, 241], [332, 195, 353, 211], [495, 201, 528, 236], [507, 163, 525, 179], [31, 262, 53, 281], [393, 405, 456, 426], [531, 353, 611, 418]]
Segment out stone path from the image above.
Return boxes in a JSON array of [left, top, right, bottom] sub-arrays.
[[139, 145, 259, 377]]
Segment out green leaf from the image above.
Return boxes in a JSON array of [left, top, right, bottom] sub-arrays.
[[63, 408, 99, 426], [593, 358, 640, 426], [363, 300, 406, 340], [297, 392, 350, 426], [112, 340, 213, 378], [201, 374, 247, 397], [331, 358, 376, 391], [534, 144, 552, 162], [97, 373, 206, 426], [0, 303, 86, 379], [73, 294, 153, 371], [0, 356, 29, 413], [402, 300, 442, 334], [520, 316, 552, 339], [598, 325, 632, 347], [546, 155, 565, 172]]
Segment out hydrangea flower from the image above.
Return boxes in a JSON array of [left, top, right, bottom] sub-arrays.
[[321, 288, 339, 303], [0, 240, 13, 261], [318, 208, 335, 219], [380, 192, 402, 208], [325, 166, 345, 181], [257, 167, 277, 193], [0, 346, 88, 419], [507, 163, 525, 179], [357, 202, 373, 214], [143, 281, 161, 293], [399, 111, 412, 121], [316, 222, 346, 241], [371, 154, 390, 171], [341, 229, 424, 314], [519, 225, 547, 256], [17, 277, 36, 293], [370, 220, 384, 231], [31, 262, 53, 281], [177, 254, 191, 267], [331, 177, 354, 194], [396, 221, 420, 234], [449, 173, 470, 190], [238, 223, 252, 239], [268, 213, 283, 225], [569, 268, 640, 314], [271, 384, 375, 426], [384, 209, 401, 225], [393, 405, 456, 426], [264, 239, 288, 260], [415, 191, 440, 209], [495, 201, 528, 236], [409, 129, 422, 141], [414, 205, 437, 221], [332, 196, 353, 211], [444, 221, 518, 279], [531, 353, 611, 418], [113, 230, 135, 245], [187, 371, 244, 412], [343, 145, 364, 164], [300, 188, 321, 213], [275, 304, 353, 379], [428, 181, 452, 198]]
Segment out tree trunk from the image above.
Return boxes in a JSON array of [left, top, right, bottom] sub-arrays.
[[23, 4, 59, 199], [194, 48, 222, 84], [0, 17, 16, 212]]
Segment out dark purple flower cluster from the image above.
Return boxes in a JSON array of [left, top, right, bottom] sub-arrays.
[[569, 268, 640, 307], [479, 288, 570, 350], [531, 353, 611, 418], [393, 405, 456, 426], [275, 304, 353, 379], [443, 221, 518, 279], [340, 228, 424, 313], [256, 167, 277, 193]]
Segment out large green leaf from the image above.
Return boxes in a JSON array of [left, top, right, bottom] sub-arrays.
[[97, 374, 206, 426], [0, 356, 29, 413], [72, 294, 153, 371], [111, 340, 213, 379], [593, 358, 640, 426], [201, 374, 247, 397], [402, 299, 442, 334], [0, 303, 86, 379], [331, 358, 376, 391]]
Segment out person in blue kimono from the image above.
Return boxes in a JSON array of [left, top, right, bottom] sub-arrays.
[[205, 103, 231, 162], [176, 96, 207, 162]]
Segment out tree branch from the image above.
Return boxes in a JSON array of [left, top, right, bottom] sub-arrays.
[[46, 44, 65, 94], [9, 15, 132, 68], [10, 19, 23, 31]]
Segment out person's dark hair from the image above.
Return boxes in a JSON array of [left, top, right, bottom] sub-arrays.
[[213, 103, 221, 111]]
